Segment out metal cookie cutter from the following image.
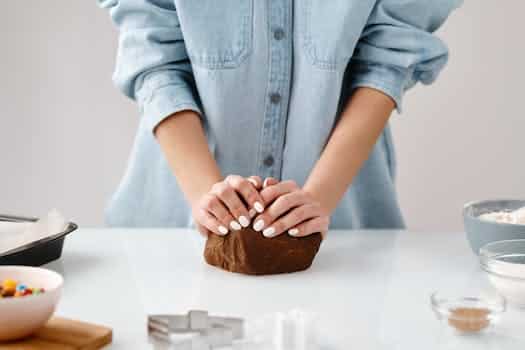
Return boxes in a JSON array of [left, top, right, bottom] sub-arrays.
[[148, 310, 244, 349]]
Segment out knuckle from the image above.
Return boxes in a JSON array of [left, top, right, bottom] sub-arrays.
[[217, 184, 232, 197], [247, 192, 259, 204], [250, 176, 262, 184], [212, 182, 223, 191], [292, 207, 306, 221], [262, 188, 276, 202], [203, 195, 216, 208], [217, 213, 231, 224], [231, 203, 245, 213], [286, 180, 299, 190], [227, 175, 242, 187], [279, 195, 293, 209], [237, 179, 250, 191]]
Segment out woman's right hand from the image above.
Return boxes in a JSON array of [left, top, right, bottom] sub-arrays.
[[192, 175, 265, 237]]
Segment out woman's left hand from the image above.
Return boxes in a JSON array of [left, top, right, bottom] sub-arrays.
[[252, 179, 330, 239]]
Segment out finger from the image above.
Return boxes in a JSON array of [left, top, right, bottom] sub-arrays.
[[203, 194, 238, 231], [196, 224, 211, 238], [263, 177, 279, 188], [262, 203, 322, 238], [252, 191, 310, 233], [197, 208, 229, 236], [226, 175, 265, 216], [259, 180, 299, 206], [247, 176, 263, 190], [211, 182, 249, 229], [289, 216, 330, 239]]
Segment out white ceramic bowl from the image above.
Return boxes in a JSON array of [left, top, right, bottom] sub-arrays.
[[0, 266, 63, 341]]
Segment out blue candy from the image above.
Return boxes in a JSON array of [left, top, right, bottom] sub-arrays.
[[16, 284, 26, 292]]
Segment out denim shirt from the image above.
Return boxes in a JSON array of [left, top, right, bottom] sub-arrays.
[[99, 0, 460, 228]]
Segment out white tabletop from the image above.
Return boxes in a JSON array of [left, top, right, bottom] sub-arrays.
[[45, 229, 525, 349]]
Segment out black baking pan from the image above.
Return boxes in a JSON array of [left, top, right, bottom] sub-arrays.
[[0, 214, 77, 266]]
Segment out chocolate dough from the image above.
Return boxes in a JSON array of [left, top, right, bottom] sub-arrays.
[[204, 227, 322, 275]]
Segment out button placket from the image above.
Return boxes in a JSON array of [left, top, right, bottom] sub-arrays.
[[257, 0, 293, 179], [273, 28, 285, 40]]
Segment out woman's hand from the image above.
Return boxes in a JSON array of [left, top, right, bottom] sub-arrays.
[[193, 175, 265, 237], [252, 178, 330, 239]]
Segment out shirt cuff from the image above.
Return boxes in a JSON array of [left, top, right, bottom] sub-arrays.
[[348, 61, 410, 113], [140, 83, 202, 133], [135, 69, 202, 133]]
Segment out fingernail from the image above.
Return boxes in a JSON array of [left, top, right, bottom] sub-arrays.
[[247, 178, 258, 187], [218, 226, 229, 235], [253, 219, 265, 231], [254, 201, 264, 213], [239, 215, 250, 227], [263, 178, 270, 188], [230, 221, 242, 230], [249, 209, 257, 218], [288, 228, 299, 236], [263, 227, 276, 238]]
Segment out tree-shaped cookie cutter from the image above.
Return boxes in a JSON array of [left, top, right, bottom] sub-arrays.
[[148, 310, 244, 349]]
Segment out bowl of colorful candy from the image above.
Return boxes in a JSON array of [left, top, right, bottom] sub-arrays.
[[0, 266, 63, 341]]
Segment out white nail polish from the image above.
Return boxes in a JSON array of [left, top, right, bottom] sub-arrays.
[[248, 178, 258, 187], [218, 226, 229, 235], [254, 201, 264, 213], [289, 228, 299, 236], [230, 221, 242, 230], [253, 219, 265, 231], [249, 209, 257, 218], [263, 227, 276, 238], [239, 216, 250, 227]]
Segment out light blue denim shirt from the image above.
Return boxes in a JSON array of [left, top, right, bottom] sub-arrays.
[[99, 0, 460, 228]]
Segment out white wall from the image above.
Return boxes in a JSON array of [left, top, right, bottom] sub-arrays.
[[1, 1, 524, 230]]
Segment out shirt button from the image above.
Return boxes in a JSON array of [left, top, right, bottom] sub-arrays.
[[273, 28, 285, 40], [263, 155, 274, 167], [270, 93, 281, 104]]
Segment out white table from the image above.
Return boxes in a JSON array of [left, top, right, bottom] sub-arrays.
[[45, 229, 525, 349]]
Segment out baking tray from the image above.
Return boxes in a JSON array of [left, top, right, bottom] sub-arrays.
[[0, 214, 77, 266]]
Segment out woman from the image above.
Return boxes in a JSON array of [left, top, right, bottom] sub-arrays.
[[99, 0, 460, 237]]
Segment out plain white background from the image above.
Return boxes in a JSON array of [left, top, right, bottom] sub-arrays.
[[1, 1, 523, 230]]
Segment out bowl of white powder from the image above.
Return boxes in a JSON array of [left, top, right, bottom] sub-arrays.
[[463, 200, 525, 254], [480, 239, 525, 307]]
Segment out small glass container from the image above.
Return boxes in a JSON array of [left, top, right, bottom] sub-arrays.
[[431, 291, 506, 334]]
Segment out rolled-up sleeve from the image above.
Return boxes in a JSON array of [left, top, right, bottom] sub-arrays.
[[348, 0, 462, 112], [98, 0, 202, 132]]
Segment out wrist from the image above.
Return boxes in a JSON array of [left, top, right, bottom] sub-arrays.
[[303, 183, 333, 216], [187, 175, 222, 207]]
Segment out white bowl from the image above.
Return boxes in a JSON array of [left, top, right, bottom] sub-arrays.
[[0, 266, 63, 341]]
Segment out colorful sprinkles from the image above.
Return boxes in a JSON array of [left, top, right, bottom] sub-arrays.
[[0, 279, 44, 298]]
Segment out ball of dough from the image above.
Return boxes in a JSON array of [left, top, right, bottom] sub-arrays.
[[204, 227, 322, 275]]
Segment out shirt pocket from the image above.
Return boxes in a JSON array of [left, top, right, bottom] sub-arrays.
[[176, 0, 253, 70], [300, 0, 369, 70]]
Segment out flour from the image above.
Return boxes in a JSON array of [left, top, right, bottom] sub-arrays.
[[478, 206, 525, 225]]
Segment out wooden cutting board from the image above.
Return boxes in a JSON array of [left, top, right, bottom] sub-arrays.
[[0, 317, 112, 350]]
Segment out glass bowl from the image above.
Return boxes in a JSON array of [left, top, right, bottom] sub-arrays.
[[480, 239, 525, 307], [431, 291, 506, 334]]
